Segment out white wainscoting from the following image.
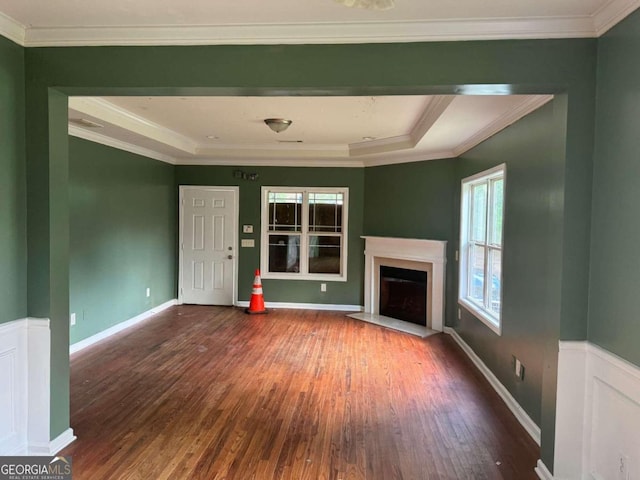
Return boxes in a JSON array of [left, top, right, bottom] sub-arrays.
[[0, 319, 28, 455], [0, 318, 73, 456], [555, 341, 640, 480]]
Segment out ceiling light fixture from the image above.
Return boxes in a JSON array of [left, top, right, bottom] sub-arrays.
[[264, 118, 292, 133], [334, 0, 394, 10]]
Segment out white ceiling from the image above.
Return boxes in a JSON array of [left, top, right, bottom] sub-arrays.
[[3, 1, 629, 168], [68, 94, 553, 167], [0, 0, 637, 46]]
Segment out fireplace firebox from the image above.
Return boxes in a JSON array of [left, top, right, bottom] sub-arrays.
[[379, 266, 428, 326]]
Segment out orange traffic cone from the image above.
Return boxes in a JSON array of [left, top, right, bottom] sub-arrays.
[[245, 269, 268, 314]]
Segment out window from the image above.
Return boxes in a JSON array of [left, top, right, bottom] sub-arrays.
[[261, 187, 348, 281], [459, 164, 505, 334]]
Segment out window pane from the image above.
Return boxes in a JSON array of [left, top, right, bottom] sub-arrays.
[[489, 248, 502, 315], [490, 179, 504, 245], [309, 193, 343, 232], [308, 235, 341, 274], [471, 184, 487, 242], [268, 192, 302, 232], [268, 234, 300, 273], [468, 244, 486, 304]]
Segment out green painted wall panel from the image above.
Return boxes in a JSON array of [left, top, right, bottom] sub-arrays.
[[0, 35, 26, 324], [363, 158, 457, 327], [23, 39, 596, 461], [455, 100, 567, 464], [69, 137, 176, 345], [589, 9, 640, 365], [176, 166, 364, 305]]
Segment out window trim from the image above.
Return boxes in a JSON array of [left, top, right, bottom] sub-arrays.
[[458, 164, 506, 335], [260, 186, 349, 282]]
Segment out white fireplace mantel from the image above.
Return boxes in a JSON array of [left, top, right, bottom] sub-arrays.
[[362, 236, 447, 332]]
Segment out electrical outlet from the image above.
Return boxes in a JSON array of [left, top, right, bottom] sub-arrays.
[[515, 358, 525, 380], [619, 454, 629, 480], [70, 313, 76, 326], [146, 287, 150, 298], [320, 283, 327, 292]]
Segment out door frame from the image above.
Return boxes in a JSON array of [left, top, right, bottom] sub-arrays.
[[178, 185, 240, 306]]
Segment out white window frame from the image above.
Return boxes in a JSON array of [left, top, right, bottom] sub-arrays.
[[458, 164, 506, 335], [260, 186, 348, 282]]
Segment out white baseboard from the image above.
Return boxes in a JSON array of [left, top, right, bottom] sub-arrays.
[[236, 301, 362, 312], [29, 428, 76, 456], [444, 327, 541, 445], [535, 459, 554, 479], [70, 299, 177, 354]]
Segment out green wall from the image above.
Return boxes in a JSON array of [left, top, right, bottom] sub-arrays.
[[23, 39, 597, 467], [455, 100, 567, 463], [363, 158, 457, 326], [0, 35, 26, 325], [362, 101, 566, 464], [69, 137, 176, 344], [589, 9, 640, 365], [176, 166, 364, 305]]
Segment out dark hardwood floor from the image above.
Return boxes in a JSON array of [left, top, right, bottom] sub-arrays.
[[61, 306, 539, 479]]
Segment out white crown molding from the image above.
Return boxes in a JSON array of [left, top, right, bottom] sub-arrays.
[[409, 95, 456, 146], [362, 149, 456, 167], [21, 16, 600, 48], [1, 2, 639, 48], [0, 11, 26, 46], [69, 97, 198, 155], [453, 94, 554, 157], [349, 134, 414, 156], [176, 156, 365, 168], [349, 95, 454, 157], [69, 124, 178, 165], [593, 0, 640, 35]]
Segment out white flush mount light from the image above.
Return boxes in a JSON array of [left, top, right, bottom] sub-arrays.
[[264, 118, 293, 133], [334, 0, 394, 10]]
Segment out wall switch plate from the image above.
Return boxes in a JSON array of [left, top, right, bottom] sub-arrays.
[[146, 287, 150, 298], [241, 239, 255, 248], [70, 313, 76, 326], [457, 308, 461, 320], [242, 225, 253, 234], [321, 283, 327, 292]]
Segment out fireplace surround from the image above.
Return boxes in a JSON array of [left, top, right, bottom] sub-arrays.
[[361, 236, 447, 332]]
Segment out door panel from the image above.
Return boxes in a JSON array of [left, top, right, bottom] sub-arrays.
[[181, 187, 237, 305]]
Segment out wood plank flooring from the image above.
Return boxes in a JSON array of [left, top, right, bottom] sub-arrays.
[[61, 306, 539, 479]]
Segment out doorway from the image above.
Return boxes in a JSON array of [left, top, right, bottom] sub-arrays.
[[179, 186, 239, 305]]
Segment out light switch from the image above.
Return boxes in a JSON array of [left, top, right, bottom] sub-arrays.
[[241, 239, 255, 248]]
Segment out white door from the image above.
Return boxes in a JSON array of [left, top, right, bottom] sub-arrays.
[[180, 186, 238, 305]]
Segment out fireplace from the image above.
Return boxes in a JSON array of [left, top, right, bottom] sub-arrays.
[[360, 236, 446, 332], [379, 266, 428, 326]]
